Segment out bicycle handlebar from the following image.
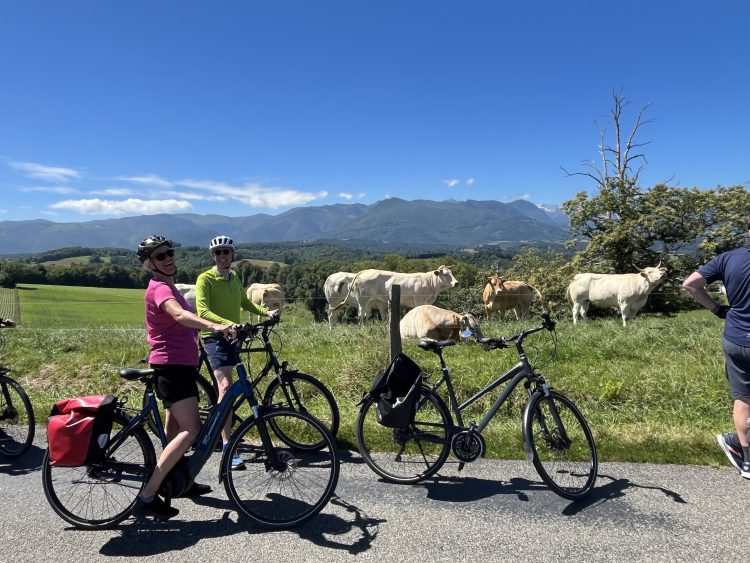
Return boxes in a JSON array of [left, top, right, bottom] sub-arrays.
[[218, 314, 282, 345], [477, 311, 556, 351]]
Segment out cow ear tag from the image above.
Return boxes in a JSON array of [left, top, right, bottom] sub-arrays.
[[461, 328, 474, 339]]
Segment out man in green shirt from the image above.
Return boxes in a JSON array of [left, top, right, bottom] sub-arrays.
[[195, 235, 278, 469]]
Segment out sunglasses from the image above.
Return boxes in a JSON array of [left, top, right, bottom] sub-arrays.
[[152, 248, 175, 261], [213, 248, 232, 256]]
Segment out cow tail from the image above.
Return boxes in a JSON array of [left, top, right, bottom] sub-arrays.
[[529, 284, 546, 310], [330, 271, 362, 312]]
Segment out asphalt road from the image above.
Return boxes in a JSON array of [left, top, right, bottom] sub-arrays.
[[1, 428, 748, 562]]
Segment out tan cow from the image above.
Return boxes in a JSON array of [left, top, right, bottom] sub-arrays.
[[246, 283, 285, 320], [400, 304, 485, 341], [333, 266, 458, 323], [482, 275, 543, 321], [174, 283, 197, 309], [323, 272, 371, 327], [568, 264, 668, 326]]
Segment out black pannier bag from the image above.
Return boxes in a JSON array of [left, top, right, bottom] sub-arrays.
[[369, 353, 423, 428]]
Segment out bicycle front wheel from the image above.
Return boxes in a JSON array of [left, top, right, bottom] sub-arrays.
[[356, 386, 452, 484], [222, 409, 339, 529], [0, 375, 35, 457], [524, 390, 597, 500], [42, 410, 156, 529], [263, 372, 340, 450]]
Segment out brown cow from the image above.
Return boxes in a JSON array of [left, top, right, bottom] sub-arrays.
[[482, 275, 543, 321]]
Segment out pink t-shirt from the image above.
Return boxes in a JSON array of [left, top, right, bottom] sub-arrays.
[[145, 279, 199, 365]]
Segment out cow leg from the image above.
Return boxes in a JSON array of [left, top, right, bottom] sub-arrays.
[[572, 301, 588, 324], [485, 306, 493, 323]]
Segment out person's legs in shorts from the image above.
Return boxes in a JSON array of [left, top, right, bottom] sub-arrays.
[[722, 340, 750, 476], [203, 338, 240, 449]]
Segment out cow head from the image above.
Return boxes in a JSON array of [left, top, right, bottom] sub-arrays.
[[486, 274, 504, 294], [459, 313, 484, 340], [637, 263, 668, 285], [434, 265, 458, 288]]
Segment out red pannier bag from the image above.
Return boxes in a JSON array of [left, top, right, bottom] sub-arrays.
[[47, 394, 117, 467]]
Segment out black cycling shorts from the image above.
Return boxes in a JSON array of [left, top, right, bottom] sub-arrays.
[[722, 338, 750, 400], [150, 364, 200, 408]]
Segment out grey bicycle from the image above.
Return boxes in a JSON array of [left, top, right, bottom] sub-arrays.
[[356, 311, 598, 500]]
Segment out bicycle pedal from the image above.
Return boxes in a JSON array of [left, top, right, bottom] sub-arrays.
[[457, 462, 465, 472]]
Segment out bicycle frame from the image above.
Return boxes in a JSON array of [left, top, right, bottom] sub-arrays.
[[421, 320, 554, 436]]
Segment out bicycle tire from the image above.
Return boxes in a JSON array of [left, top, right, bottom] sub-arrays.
[[0, 375, 35, 457], [42, 409, 156, 529], [143, 373, 218, 436], [523, 390, 598, 500], [222, 409, 339, 529], [263, 372, 340, 450], [356, 386, 452, 484]]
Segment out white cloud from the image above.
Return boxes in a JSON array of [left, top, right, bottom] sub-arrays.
[[91, 188, 138, 196], [117, 174, 174, 188], [161, 190, 228, 202], [49, 198, 192, 215], [40, 210, 59, 216], [20, 186, 79, 194], [176, 179, 327, 208], [466, 178, 475, 186], [10, 161, 81, 182], [442, 179, 460, 188], [338, 192, 366, 201]]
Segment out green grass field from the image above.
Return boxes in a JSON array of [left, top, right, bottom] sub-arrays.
[[0, 283, 736, 467], [16, 283, 145, 328]]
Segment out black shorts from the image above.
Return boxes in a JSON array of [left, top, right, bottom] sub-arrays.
[[722, 338, 750, 400], [150, 364, 200, 408]]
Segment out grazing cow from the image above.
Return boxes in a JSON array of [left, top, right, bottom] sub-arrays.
[[246, 283, 285, 319], [482, 275, 543, 321], [333, 266, 458, 323], [567, 264, 668, 326], [323, 272, 373, 327], [400, 304, 485, 342], [174, 283, 197, 308]]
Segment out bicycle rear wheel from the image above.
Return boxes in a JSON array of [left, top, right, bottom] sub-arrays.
[[222, 409, 339, 529], [42, 410, 156, 529], [263, 372, 340, 450], [356, 386, 452, 484], [0, 375, 35, 457], [524, 390, 597, 500]]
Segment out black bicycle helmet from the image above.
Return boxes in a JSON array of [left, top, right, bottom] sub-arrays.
[[137, 235, 173, 263]]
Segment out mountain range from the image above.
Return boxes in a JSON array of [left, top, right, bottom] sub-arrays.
[[0, 198, 569, 254]]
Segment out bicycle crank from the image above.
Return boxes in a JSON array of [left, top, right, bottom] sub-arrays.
[[451, 430, 485, 463]]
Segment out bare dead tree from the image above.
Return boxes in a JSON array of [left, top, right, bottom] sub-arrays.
[[562, 89, 653, 190]]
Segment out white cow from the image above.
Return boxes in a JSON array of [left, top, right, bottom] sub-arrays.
[[568, 264, 668, 326], [246, 283, 285, 319], [174, 283, 197, 309], [323, 272, 375, 327], [334, 265, 458, 323], [400, 304, 485, 342]]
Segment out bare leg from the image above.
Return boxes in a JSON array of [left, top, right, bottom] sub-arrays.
[[734, 399, 750, 449], [213, 365, 234, 445], [141, 397, 200, 498]]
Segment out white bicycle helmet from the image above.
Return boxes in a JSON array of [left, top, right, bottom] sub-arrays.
[[209, 235, 235, 251]]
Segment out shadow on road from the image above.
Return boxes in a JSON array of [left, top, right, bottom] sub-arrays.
[[561, 471, 685, 516], [0, 444, 44, 476], [98, 494, 384, 557]]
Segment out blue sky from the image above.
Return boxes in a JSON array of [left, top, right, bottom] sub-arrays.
[[1, 1, 748, 223]]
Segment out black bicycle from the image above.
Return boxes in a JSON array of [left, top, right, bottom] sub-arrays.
[[0, 319, 35, 457], [42, 322, 339, 530], [142, 316, 340, 448], [356, 311, 598, 500]]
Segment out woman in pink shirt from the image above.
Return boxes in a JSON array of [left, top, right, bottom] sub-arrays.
[[135, 235, 233, 520]]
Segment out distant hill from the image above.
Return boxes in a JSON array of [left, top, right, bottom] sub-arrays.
[[0, 198, 568, 254]]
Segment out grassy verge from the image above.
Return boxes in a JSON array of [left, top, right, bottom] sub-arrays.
[[2, 284, 734, 466]]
